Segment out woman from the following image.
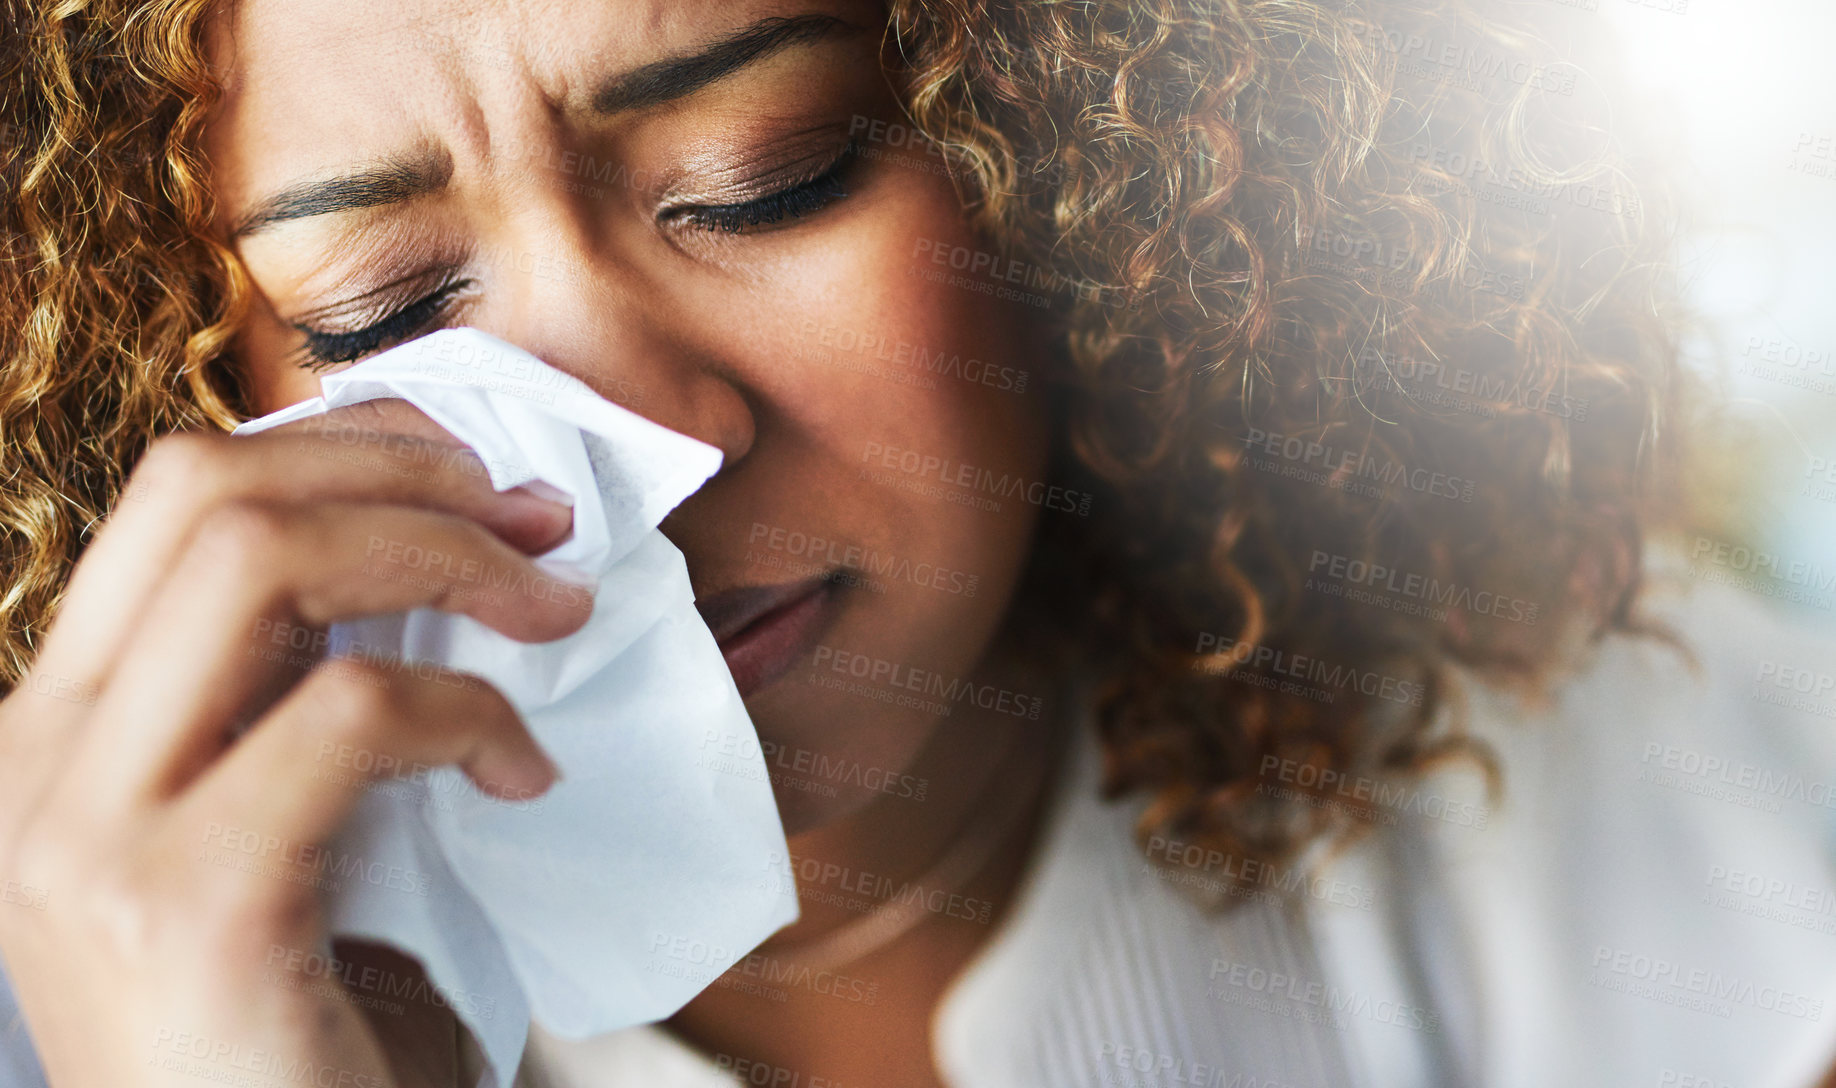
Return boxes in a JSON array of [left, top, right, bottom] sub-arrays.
[[2, 0, 1833, 1085]]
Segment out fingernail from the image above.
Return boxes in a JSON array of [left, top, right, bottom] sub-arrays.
[[511, 480, 575, 507], [490, 751, 561, 801], [523, 750, 563, 794], [543, 560, 600, 588], [499, 483, 576, 548]]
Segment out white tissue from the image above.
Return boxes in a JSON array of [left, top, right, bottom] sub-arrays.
[[233, 328, 799, 1088]]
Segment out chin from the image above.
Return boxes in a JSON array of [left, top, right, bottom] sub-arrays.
[[739, 662, 947, 838]]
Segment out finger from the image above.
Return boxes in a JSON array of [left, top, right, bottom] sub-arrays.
[[0, 670, 112, 820], [67, 499, 591, 806], [37, 407, 573, 688], [176, 658, 553, 856]]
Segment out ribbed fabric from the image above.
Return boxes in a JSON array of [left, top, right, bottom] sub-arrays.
[[929, 714, 1363, 1088]]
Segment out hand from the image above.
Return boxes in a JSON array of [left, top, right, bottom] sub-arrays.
[[0, 401, 590, 1087]]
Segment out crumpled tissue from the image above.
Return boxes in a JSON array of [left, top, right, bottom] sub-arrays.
[[233, 327, 798, 1088]]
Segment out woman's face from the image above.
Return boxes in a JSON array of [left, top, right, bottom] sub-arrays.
[[203, 0, 1051, 833]]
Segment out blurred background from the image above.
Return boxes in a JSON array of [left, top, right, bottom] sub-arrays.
[[1578, 0, 1836, 621]]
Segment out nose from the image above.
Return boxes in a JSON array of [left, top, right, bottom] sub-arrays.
[[479, 238, 758, 474]]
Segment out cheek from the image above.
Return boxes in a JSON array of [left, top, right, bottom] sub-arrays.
[[240, 294, 330, 413], [715, 169, 1053, 830]]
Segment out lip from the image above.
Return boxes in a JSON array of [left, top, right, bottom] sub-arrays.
[[696, 573, 842, 698]]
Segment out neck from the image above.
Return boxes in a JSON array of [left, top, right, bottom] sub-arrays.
[[762, 646, 1068, 958], [663, 650, 1073, 1085]]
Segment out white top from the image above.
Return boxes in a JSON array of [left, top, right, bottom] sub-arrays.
[[7, 568, 1836, 1088], [516, 569, 1836, 1088]]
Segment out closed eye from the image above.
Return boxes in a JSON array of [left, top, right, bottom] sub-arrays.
[[292, 276, 472, 370], [288, 143, 859, 370], [670, 140, 858, 234]]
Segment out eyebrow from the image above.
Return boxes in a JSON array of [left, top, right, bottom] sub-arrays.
[[230, 12, 850, 239], [232, 152, 453, 238], [589, 13, 847, 114]]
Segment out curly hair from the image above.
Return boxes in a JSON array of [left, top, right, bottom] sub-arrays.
[[0, 0, 245, 681], [1, 0, 1689, 891], [887, 0, 1688, 887]]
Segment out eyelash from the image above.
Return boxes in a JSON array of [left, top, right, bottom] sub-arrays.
[[294, 278, 471, 370], [292, 142, 859, 369], [675, 141, 857, 234]]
